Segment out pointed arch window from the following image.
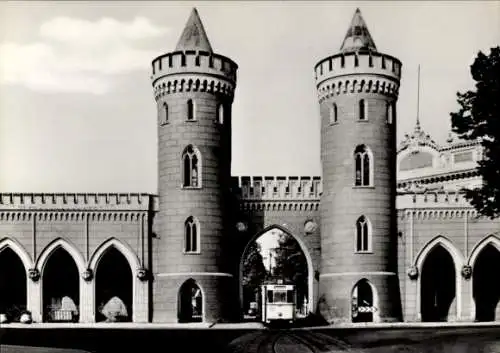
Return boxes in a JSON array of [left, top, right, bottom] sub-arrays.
[[187, 99, 195, 121], [329, 103, 338, 124], [355, 216, 371, 253], [160, 102, 169, 125], [359, 99, 367, 120], [216, 103, 224, 124], [182, 145, 201, 188], [184, 217, 200, 253], [354, 145, 372, 186]]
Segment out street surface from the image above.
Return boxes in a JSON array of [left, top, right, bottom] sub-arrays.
[[226, 327, 500, 353], [1, 325, 500, 353]]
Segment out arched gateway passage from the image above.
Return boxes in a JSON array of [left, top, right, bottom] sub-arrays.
[[239, 225, 313, 320], [420, 245, 456, 322], [0, 247, 27, 320], [95, 247, 133, 322], [178, 279, 203, 323], [42, 247, 80, 322], [473, 244, 500, 321]]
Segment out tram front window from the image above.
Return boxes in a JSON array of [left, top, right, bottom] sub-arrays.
[[287, 290, 294, 303], [274, 291, 287, 303]]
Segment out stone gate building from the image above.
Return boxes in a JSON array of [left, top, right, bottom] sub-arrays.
[[1, 8, 499, 325]]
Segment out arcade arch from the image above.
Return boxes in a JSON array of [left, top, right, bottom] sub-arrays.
[[469, 235, 500, 321], [40, 246, 80, 322], [415, 236, 463, 322], [0, 244, 28, 320], [89, 238, 139, 322]]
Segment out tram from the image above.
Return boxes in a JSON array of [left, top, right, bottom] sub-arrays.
[[260, 280, 296, 325]]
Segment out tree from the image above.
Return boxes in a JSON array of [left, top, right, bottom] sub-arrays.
[[272, 232, 308, 308], [241, 241, 267, 310], [450, 46, 500, 219]]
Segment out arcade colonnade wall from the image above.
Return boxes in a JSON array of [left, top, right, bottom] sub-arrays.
[[0, 193, 152, 323], [398, 192, 500, 322]]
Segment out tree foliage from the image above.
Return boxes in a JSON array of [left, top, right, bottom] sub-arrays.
[[450, 46, 500, 218], [272, 232, 309, 305], [242, 241, 267, 289]]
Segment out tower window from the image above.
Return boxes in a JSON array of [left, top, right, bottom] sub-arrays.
[[359, 99, 367, 120], [160, 102, 168, 125], [386, 102, 394, 124], [217, 103, 224, 124], [187, 99, 195, 121], [355, 216, 371, 252], [182, 145, 201, 188], [354, 145, 372, 186], [354, 55, 359, 67], [329, 103, 338, 124], [341, 55, 345, 68], [184, 216, 200, 253]]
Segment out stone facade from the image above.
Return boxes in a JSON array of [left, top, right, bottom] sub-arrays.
[[0, 8, 499, 325]]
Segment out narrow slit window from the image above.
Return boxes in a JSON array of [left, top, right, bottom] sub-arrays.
[[330, 103, 338, 124], [359, 99, 366, 120], [187, 99, 195, 121]]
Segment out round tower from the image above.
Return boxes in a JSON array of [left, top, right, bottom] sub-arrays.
[[315, 9, 402, 323], [150, 8, 238, 323]]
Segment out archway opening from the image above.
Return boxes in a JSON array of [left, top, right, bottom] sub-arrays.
[[352, 279, 374, 323], [42, 247, 80, 322], [178, 279, 203, 323], [95, 247, 133, 322], [0, 247, 27, 321], [473, 244, 500, 321], [420, 245, 456, 322], [239, 227, 310, 321]]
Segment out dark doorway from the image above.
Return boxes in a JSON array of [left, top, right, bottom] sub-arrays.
[[352, 279, 374, 322], [473, 244, 500, 321], [178, 279, 202, 323], [421, 245, 456, 322], [42, 247, 80, 322], [95, 247, 133, 322], [0, 247, 27, 321]]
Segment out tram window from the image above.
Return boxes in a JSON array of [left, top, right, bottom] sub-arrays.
[[274, 291, 287, 303], [267, 290, 273, 303], [287, 290, 294, 303]]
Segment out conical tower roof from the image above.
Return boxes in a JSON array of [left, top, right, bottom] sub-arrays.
[[175, 8, 213, 52], [340, 8, 377, 53]]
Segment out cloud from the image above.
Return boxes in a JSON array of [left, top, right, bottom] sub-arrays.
[[0, 16, 169, 95]]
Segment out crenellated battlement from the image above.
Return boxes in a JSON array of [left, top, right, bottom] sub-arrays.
[[0, 193, 155, 211], [315, 52, 401, 102], [151, 51, 237, 101], [230, 176, 322, 200]]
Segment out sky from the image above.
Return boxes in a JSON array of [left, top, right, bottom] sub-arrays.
[[0, 1, 498, 193]]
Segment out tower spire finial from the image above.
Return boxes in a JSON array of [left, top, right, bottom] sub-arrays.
[[340, 8, 377, 53], [175, 7, 213, 52], [415, 64, 421, 132]]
